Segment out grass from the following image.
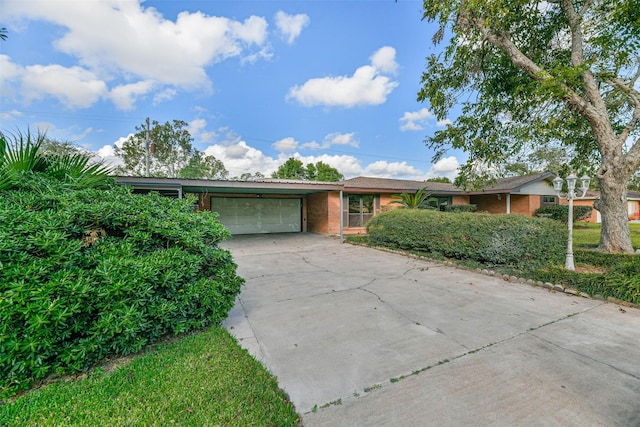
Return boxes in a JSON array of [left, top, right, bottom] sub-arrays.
[[0, 326, 300, 426], [573, 221, 640, 248]]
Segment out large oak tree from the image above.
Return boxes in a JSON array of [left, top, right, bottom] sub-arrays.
[[419, 0, 640, 253]]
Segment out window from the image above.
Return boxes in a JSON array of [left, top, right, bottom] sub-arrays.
[[541, 195, 556, 207], [431, 196, 452, 211], [348, 194, 375, 228]]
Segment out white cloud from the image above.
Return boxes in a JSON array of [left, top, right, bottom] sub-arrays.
[[153, 88, 177, 105], [399, 108, 453, 131], [363, 160, 425, 179], [187, 118, 217, 144], [204, 140, 280, 178], [301, 132, 359, 150], [189, 118, 208, 135], [4, 0, 271, 94], [0, 109, 22, 121], [0, 54, 22, 98], [272, 137, 299, 152], [425, 156, 460, 181], [275, 11, 310, 44], [71, 127, 93, 141], [286, 46, 399, 107], [108, 80, 155, 110], [21, 64, 107, 109], [370, 46, 398, 75], [324, 132, 359, 147], [399, 108, 434, 131], [96, 144, 124, 168]]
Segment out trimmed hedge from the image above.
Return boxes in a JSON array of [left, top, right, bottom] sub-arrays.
[[366, 209, 566, 267], [535, 204, 593, 223], [443, 204, 477, 213], [0, 176, 244, 398]]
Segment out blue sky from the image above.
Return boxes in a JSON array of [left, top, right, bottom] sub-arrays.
[[0, 0, 465, 180]]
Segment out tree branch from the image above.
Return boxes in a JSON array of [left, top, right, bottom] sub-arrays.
[[609, 77, 640, 142], [623, 135, 640, 176]]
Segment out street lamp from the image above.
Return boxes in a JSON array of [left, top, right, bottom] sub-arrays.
[[552, 173, 591, 271]]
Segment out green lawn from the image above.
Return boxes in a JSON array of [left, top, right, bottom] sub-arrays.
[[573, 222, 640, 249], [0, 326, 300, 426]]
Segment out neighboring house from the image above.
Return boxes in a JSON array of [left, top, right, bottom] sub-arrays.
[[116, 172, 565, 237], [559, 189, 640, 223]]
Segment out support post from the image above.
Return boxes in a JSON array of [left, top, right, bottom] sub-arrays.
[[339, 190, 344, 244]]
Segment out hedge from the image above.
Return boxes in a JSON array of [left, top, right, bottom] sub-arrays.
[[0, 176, 244, 398], [366, 209, 566, 267], [534, 204, 593, 223]]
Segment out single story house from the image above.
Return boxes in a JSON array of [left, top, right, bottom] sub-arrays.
[[116, 172, 573, 237], [560, 189, 640, 223]]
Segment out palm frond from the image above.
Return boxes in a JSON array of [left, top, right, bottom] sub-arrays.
[[390, 187, 437, 209], [45, 153, 114, 189], [0, 130, 48, 190]]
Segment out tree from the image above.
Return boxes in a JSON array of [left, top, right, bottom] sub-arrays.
[[179, 153, 228, 180], [504, 146, 573, 177], [115, 119, 227, 179], [0, 27, 7, 41], [38, 137, 90, 157], [309, 161, 344, 182], [419, 1, 640, 253], [272, 158, 306, 180], [234, 171, 265, 181], [390, 187, 438, 209], [271, 158, 344, 182], [425, 176, 451, 183]]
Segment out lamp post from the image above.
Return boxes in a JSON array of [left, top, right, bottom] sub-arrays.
[[552, 173, 591, 271]]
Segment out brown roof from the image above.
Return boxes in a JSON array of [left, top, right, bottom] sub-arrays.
[[341, 176, 459, 193], [462, 172, 555, 194], [341, 173, 555, 195]]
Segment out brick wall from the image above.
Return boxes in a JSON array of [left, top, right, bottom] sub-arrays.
[[511, 194, 541, 216], [471, 194, 507, 214], [307, 193, 329, 234], [452, 195, 470, 205]]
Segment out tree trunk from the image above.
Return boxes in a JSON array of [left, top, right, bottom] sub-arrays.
[[596, 173, 634, 253]]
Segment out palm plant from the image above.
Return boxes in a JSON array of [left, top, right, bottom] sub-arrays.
[[0, 129, 114, 190], [0, 130, 48, 190], [390, 187, 438, 209]]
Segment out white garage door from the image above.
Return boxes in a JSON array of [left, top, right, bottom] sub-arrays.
[[211, 197, 302, 234]]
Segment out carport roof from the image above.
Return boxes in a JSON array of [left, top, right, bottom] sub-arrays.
[[114, 176, 342, 195]]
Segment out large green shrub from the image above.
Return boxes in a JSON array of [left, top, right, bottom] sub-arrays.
[[366, 209, 566, 267], [534, 204, 593, 223], [0, 176, 243, 398]]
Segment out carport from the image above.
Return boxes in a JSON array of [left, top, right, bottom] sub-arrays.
[[115, 177, 343, 235]]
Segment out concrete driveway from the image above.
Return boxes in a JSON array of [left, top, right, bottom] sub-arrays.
[[222, 233, 640, 426]]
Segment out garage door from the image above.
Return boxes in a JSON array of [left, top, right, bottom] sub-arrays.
[[211, 197, 302, 234]]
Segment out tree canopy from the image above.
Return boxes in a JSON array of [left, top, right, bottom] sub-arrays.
[[419, 0, 640, 253], [115, 119, 227, 180], [271, 158, 344, 182]]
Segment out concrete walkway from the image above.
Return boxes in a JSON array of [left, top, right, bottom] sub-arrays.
[[222, 233, 640, 426]]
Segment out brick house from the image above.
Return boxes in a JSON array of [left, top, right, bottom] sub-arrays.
[[558, 189, 640, 223], [116, 172, 569, 237]]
